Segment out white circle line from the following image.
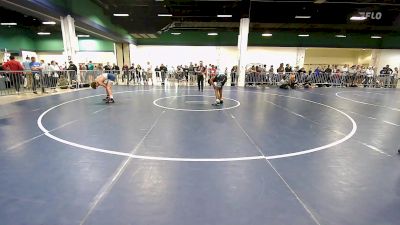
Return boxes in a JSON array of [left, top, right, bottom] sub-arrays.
[[153, 95, 241, 111], [37, 89, 357, 161], [335, 91, 400, 112], [233, 90, 357, 160]]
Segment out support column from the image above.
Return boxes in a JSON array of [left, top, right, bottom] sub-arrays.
[[115, 43, 124, 67], [60, 15, 78, 64], [371, 49, 382, 70], [237, 18, 250, 87], [296, 47, 306, 68], [115, 43, 131, 67], [122, 43, 131, 67]]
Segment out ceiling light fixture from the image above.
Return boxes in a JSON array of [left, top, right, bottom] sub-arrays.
[[1, 23, 17, 26], [335, 35, 347, 38], [77, 35, 90, 37], [295, 16, 311, 19], [42, 21, 56, 25], [314, 0, 326, 3], [37, 32, 51, 35], [371, 35, 382, 39], [158, 14, 173, 17], [298, 34, 310, 37], [208, 33, 218, 36], [350, 16, 367, 21], [217, 15, 232, 18], [113, 13, 129, 17], [171, 32, 181, 35], [262, 33, 272, 37]]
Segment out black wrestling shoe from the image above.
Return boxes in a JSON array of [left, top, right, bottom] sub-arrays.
[[106, 98, 115, 104], [219, 100, 223, 104], [212, 102, 221, 106], [103, 96, 110, 101]]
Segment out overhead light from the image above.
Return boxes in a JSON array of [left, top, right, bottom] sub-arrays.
[[208, 33, 218, 36], [37, 32, 51, 35], [77, 35, 90, 37], [113, 13, 129, 17], [350, 16, 367, 21], [262, 33, 272, 37], [42, 21, 56, 25], [132, 33, 142, 39], [1, 23, 17, 26], [314, 0, 326, 3], [371, 35, 382, 39], [158, 14, 173, 17], [171, 32, 181, 35], [335, 35, 347, 38], [139, 34, 149, 38], [298, 34, 309, 37], [217, 15, 232, 18], [155, 0, 164, 1], [295, 16, 311, 19], [362, 49, 367, 50]]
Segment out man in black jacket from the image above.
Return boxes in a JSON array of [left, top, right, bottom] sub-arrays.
[[160, 64, 167, 85], [67, 61, 77, 82]]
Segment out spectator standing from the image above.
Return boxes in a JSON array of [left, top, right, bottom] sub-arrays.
[[103, 62, 111, 71], [277, 63, 284, 74], [2, 56, 24, 93], [67, 61, 78, 83], [49, 60, 59, 92], [160, 64, 167, 85], [22, 56, 32, 89], [29, 57, 41, 94], [364, 66, 374, 87], [129, 63, 135, 83], [145, 61, 153, 85]]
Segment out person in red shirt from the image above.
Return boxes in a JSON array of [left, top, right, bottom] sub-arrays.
[[3, 56, 24, 93]]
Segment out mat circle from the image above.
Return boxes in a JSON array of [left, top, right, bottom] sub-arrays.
[[153, 95, 241, 111]]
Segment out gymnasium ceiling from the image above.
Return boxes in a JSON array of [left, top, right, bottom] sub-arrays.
[[1, 0, 400, 43], [97, 0, 400, 35]]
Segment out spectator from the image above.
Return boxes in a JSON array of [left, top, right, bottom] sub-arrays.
[[277, 63, 284, 73], [393, 67, 399, 88], [129, 63, 135, 83], [112, 63, 120, 71], [121, 64, 129, 83], [155, 65, 161, 82], [269, 65, 274, 73], [136, 64, 142, 83], [22, 56, 31, 70], [49, 60, 59, 92], [364, 66, 374, 87], [285, 64, 292, 73], [87, 61, 94, 70], [22, 56, 32, 89], [29, 57, 41, 94], [160, 63, 167, 85], [2, 55, 24, 93], [145, 61, 153, 85], [104, 62, 111, 71], [231, 65, 238, 86]]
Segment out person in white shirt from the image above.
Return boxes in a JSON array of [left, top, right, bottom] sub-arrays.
[[48, 61, 59, 92], [364, 66, 374, 87], [145, 61, 153, 85]]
